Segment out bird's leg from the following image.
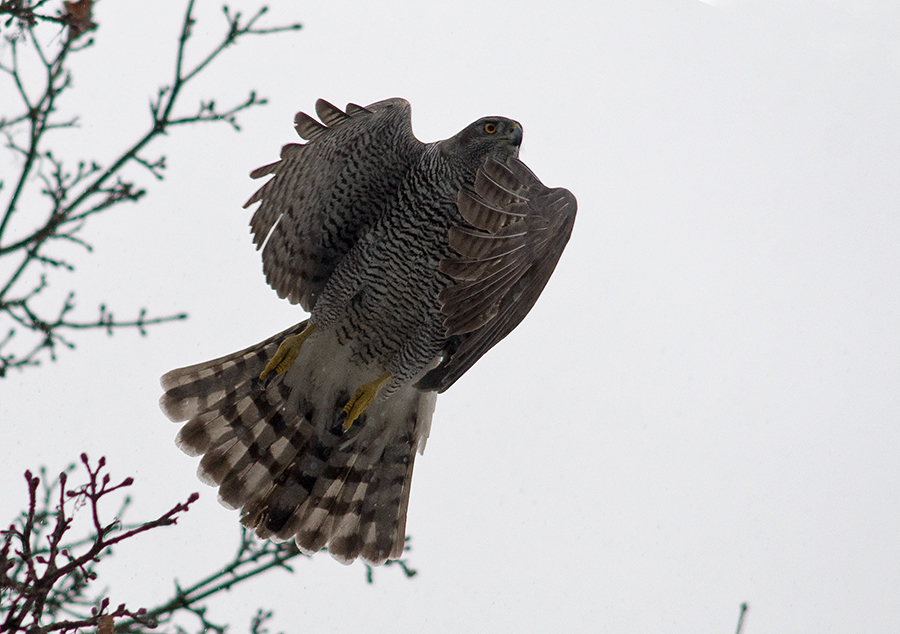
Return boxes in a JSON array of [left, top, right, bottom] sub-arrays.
[[340, 371, 391, 430], [259, 323, 317, 380]]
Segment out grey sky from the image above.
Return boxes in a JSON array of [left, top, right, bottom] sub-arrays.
[[2, 0, 899, 631]]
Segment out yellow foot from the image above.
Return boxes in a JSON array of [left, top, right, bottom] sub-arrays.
[[341, 371, 391, 430], [259, 323, 317, 381]]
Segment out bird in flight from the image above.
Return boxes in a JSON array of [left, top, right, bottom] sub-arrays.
[[160, 98, 576, 565]]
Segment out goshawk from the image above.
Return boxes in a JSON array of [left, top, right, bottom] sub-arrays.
[[159, 98, 576, 564]]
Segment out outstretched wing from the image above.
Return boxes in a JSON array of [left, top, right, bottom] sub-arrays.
[[418, 155, 577, 392], [244, 98, 425, 311]]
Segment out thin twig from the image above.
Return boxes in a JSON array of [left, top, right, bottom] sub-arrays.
[[0, 0, 300, 376], [735, 602, 748, 634], [0, 455, 198, 633]]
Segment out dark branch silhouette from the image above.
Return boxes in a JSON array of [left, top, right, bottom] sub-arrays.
[[1, 455, 417, 634], [0, 0, 302, 376]]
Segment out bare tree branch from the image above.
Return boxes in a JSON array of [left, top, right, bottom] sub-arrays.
[[0, 455, 417, 634], [0, 0, 301, 376], [0, 455, 197, 634]]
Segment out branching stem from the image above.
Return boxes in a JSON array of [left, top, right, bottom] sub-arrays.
[[0, 0, 300, 376]]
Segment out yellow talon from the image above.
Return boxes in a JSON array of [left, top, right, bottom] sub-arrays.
[[259, 323, 317, 381], [342, 371, 391, 430]]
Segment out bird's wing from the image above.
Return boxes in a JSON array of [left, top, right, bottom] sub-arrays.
[[419, 155, 577, 392], [244, 98, 424, 311]]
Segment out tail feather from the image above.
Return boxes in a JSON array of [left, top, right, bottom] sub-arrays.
[[326, 474, 372, 562], [159, 321, 435, 565], [175, 408, 233, 458], [363, 427, 419, 563], [217, 408, 307, 510], [197, 412, 271, 495], [160, 322, 309, 421]]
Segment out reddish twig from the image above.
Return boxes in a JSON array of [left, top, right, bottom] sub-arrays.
[[0, 455, 197, 633]]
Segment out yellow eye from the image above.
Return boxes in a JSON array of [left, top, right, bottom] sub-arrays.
[[484, 123, 497, 134]]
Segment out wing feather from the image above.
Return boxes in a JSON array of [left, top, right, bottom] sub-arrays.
[[418, 155, 576, 392], [314, 99, 351, 127], [244, 98, 425, 310]]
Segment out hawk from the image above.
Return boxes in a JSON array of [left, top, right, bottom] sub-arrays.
[[159, 98, 576, 565]]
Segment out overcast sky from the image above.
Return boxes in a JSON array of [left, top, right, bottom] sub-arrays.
[[3, 0, 899, 632]]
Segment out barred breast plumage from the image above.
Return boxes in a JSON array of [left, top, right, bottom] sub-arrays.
[[160, 98, 576, 565]]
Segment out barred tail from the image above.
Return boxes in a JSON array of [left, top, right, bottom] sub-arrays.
[[159, 321, 436, 565]]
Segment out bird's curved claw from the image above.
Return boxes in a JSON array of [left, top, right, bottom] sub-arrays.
[[260, 323, 317, 381], [340, 371, 391, 430]]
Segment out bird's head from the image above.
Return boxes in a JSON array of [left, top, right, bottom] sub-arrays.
[[442, 116, 523, 163]]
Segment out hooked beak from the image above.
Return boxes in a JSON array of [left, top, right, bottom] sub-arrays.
[[509, 122, 523, 146]]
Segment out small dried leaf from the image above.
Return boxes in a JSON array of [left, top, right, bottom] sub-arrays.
[[97, 614, 114, 634], [63, 0, 97, 39]]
